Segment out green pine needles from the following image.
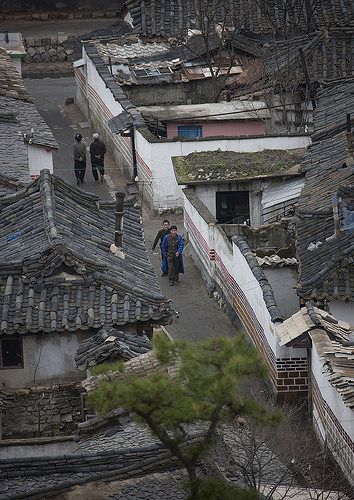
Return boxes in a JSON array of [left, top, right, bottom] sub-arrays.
[[87, 333, 280, 499]]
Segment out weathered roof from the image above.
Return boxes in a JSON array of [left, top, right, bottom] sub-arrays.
[[0, 172, 24, 197], [108, 109, 145, 134], [296, 80, 354, 301], [125, 0, 353, 37], [0, 95, 58, 182], [75, 327, 152, 371], [233, 237, 283, 322], [0, 171, 170, 335], [0, 47, 31, 102], [173, 149, 304, 185], [277, 303, 354, 409], [137, 100, 269, 122], [309, 329, 354, 409], [276, 302, 352, 347]]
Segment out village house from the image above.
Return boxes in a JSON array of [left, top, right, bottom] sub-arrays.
[[172, 149, 304, 226], [0, 170, 170, 391], [0, 48, 58, 181], [74, 1, 322, 212], [180, 77, 354, 486]]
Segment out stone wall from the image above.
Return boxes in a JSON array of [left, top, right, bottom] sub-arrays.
[[2, 383, 84, 439], [24, 36, 74, 63], [0, 4, 119, 19]]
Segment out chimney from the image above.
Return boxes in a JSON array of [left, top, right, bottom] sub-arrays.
[[114, 192, 125, 248]]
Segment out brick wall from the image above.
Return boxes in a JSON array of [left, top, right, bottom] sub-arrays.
[[276, 357, 308, 402], [2, 383, 84, 439]]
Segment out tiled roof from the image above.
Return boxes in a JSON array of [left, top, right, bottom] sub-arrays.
[[276, 302, 352, 347], [0, 47, 31, 102], [75, 327, 152, 371], [309, 329, 354, 409], [0, 171, 170, 335], [98, 40, 173, 63], [296, 80, 354, 301], [231, 28, 353, 98], [0, 95, 58, 182], [125, 0, 353, 37], [233, 236, 283, 322], [108, 109, 145, 134], [0, 172, 24, 197], [276, 303, 354, 409], [173, 149, 303, 185]]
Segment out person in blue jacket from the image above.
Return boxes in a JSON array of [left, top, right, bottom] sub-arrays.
[[161, 225, 184, 285]]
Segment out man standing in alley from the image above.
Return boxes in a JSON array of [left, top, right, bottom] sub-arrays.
[[90, 133, 106, 182], [162, 225, 184, 286], [152, 219, 170, 276], [73, 133, 86, 185]]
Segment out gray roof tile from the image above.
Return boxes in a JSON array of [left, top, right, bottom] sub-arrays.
[[296, 79, 354, 301], [0, 171, 171, 335]]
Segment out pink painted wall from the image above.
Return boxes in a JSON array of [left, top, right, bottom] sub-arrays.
[[167, 120, 266, 138]]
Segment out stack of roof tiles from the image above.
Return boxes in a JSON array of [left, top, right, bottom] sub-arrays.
[[75, 327, 152, 370], [276, 302, 354, 409], [296, 79, 354, 302], [0, 170, 170, 335]]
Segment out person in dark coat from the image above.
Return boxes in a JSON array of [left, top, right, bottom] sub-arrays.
[[73, 133, 86, 185], [162, 225, 184, 286], [152, 220, 170, 276], [90, 133, 106, 182]]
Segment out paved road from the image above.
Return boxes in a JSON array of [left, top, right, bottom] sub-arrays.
[[0, 18, 118, 37], [26, 77, 237, 342], [26, 77, 113, 200], [144, 213, 237, 341]]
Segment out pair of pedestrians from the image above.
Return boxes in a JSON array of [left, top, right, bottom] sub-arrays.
[[152, 220, 184, 286], [73, 133, 106, 185]]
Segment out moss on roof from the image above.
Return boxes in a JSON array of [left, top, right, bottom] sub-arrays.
[[172, 149, 304, 184]]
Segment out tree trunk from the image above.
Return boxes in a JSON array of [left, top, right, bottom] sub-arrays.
[[185, 463, 199, 500]]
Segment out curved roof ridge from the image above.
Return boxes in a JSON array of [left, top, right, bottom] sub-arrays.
[[40, 170, 60, 245]]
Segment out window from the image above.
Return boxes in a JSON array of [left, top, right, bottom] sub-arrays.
[[177, 125, 203, 138], [0, 336, 23, 368], [216, 191, 250, 225]]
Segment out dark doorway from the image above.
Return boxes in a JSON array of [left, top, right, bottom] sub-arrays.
[[216, 191, 250, 224]]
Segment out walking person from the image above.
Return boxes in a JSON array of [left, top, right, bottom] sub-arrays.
[[73, 133, 86, 185], [90, 133, 106, 182], [152, 220, 170, 277], [162, 225, 184, 286]]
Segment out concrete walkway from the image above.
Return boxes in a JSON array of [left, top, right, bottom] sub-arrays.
[[26, 77, 237, 342]]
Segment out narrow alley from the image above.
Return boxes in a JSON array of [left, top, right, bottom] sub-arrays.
[[26, 76, 236, 341]]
